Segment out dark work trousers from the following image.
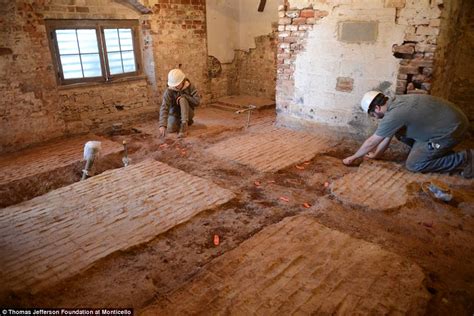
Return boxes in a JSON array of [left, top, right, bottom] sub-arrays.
[[166, 97, 194, 133], [396, 129, 466, 173]]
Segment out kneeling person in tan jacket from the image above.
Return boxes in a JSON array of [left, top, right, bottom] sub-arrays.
[[159, 69, 201, 138]]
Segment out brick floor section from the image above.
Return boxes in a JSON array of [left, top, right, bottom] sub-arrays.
[[0, 135, 123, 207], [134, 108, 274, 138], [141, 215, 429, 315], [0, 159, 234, 296], [331, 160, 473, 211], [206, 125, 332, 172], [214, 95, 275, 110]]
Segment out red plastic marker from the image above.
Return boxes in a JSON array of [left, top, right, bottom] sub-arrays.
[[213, 234, 220, 246], [280, 196, 290, 202], [303, 202, 311, 208]]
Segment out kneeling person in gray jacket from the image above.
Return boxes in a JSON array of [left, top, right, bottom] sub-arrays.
[[159, 69, 201, 138]]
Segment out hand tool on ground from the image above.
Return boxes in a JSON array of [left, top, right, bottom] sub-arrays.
[[235, 104, 257, 129]]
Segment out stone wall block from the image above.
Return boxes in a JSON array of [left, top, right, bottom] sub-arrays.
[[398, 65, 420, 75], [292, 18, 307, 25], [392, 43, 415, 54], [300, 9, 314, 18], [286, 25, 299, 31], [279, 17, 292, 25], [416, 25, 439, 36]]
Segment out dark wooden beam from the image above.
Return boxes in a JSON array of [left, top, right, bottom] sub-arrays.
[[258, 0, 266, 12]]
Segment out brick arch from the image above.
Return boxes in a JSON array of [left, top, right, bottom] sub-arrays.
[[115, 0, 152, 14]]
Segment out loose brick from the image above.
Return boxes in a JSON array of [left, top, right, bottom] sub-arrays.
[[392, 43, 415, 54], [300, 9, 314, 18], [398, 65, 420, 75]]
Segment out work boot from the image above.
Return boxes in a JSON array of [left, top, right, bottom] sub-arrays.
[[461, 149, 473, 179], [178, 121, 188, 138]]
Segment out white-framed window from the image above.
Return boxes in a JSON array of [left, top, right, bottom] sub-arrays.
[[46, 20, 142, 85]]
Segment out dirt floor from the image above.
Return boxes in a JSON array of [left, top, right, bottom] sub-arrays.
[[3, 108, 474, 315]]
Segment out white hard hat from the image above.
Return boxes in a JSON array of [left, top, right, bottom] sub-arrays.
[[167, 69, 185, 87], [360, 90, 383, 113]]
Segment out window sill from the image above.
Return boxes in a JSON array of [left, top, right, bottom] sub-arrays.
[[57, 75, 148, 90]]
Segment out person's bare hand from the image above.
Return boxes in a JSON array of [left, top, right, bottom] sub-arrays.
[[342, 155, 357, 166], [159, 126, 166, 138]]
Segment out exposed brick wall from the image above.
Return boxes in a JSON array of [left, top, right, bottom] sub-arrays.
[[209, 63, 239, 101], [276, 3, 329, 117], [208, 31, 277, 101], [391, 0, 443, 95], [0, 0, 156, 153], [149, 0, 210, 104], [234, 31, 278, 100], [58, 80, 153, 134], [0, 0, 210, 153], [275, 0, 447, 132]]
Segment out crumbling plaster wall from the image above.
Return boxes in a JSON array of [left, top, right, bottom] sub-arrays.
[[234, 31, 278, 99], [238, 0, 280, 51], [149, 0, 210, 102], [206, 0, 239, 64], [276, 0, 444, 134], [206, 0, 279, 101]]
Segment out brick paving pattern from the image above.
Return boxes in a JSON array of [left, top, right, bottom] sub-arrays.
[[0, 159, 234, 296], [206, 125, 332, 172], [134, 108, 274, 138], [0, 135, 122, 186], [141, 215, 429, 315], [0, 135, 124, 208], [331, 160, 473, 211]]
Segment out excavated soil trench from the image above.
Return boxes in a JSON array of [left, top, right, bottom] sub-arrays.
[[2, 111, 474, 315]]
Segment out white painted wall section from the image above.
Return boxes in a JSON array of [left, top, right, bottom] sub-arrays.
[[291, 0, 405, 126], [206, 0, 280, 63], [206, 0, 239, 63], [237, 0, 280, 51]]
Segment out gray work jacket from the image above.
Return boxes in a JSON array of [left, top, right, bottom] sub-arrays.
[[159, 79, 200, 127]]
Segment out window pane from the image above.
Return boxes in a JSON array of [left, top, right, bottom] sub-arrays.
[[56, 30, 79, 55], [104, 29, 120, 52], [119, 29, 133, 51], [108, 52, 123, 75], [77, 29, 99, 54], [121, 51, 136, 73], [60, 54, 83, 79], [81, 53, 102, 77]]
